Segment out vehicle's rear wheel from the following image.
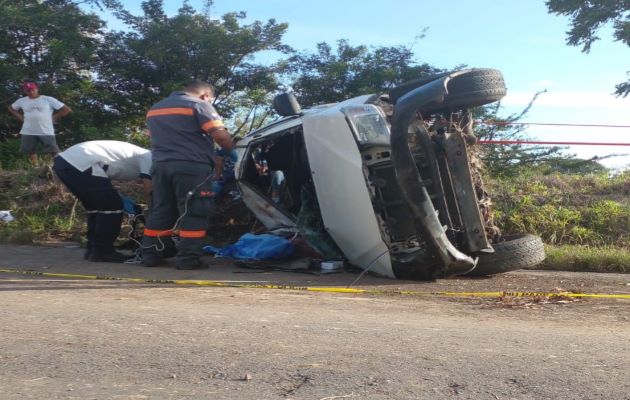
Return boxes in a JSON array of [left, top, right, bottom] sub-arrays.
[[466, 234, 545, 276], [442, 68, 506, 110], [389, 68, 506, 111]]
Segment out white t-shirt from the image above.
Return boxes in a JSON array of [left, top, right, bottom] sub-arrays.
[[59, 141, 152, 181], [11, 95, 65, 136]]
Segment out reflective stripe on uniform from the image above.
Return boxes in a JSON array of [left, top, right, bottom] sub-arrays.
[[146, 108, 194, 118], [178, 230, 206, 238], [144, 228, 174, 237], [201, 119, 224, 131], [85, 209, 123, 214]]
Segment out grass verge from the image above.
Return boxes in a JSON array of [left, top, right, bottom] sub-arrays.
[[540, 245, 629, 273]]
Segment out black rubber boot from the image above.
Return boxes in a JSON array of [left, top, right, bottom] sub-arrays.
[[140, 235, 165, 267], [141, 255, 163, 268], [89, 250, 129, 263], [83, 239, 94, 260]]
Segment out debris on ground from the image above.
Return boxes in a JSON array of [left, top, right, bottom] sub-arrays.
[[486, 287, 582, 308]]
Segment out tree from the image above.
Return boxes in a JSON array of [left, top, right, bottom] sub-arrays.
[[0, 0, 108, 147], [287, 40, 440, 107], [0, 0, 295, 168], [546, 0, 630, 96], [473, 91, 565, 176], [97, 1, 292, 136]]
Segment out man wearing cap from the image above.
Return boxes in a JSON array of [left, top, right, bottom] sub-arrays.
[[8, 82, 72, 165], [141, 80, 234, 270]]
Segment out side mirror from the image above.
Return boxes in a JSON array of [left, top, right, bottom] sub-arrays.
[[273, 93, 302, 117]]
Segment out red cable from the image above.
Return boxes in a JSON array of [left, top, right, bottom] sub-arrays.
[[479, 121, 630, 129], [479, 140, 630, 146]]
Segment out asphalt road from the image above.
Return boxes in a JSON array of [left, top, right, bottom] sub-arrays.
[[0, 245, 629, 399]]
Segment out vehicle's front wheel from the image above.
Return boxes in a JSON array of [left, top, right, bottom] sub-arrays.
[[466, 234, 546, 276]]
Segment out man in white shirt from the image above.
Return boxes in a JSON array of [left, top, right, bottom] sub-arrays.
[[53, 141, 152, 263], [8, 82, 72, 165]]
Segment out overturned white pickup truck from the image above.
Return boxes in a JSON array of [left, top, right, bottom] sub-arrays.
[[234, 68, 545, 279]]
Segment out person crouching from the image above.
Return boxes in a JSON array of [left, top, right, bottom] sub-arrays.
[[53, 140, 152, 262]]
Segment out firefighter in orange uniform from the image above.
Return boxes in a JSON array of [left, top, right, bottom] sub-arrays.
[[141, 81, 234, 269]]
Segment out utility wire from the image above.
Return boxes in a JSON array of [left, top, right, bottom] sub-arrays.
[[479, 140, 630, 146], [479, 121, 630, 129]]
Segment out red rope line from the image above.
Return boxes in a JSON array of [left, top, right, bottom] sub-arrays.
[[479, 121, 630, 128], [479, 140, 630, 146]]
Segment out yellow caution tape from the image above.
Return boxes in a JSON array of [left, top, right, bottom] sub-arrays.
[[1, 268, 629, 300]]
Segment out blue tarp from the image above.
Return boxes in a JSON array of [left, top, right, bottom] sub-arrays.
[[203, 233, 294, 260]]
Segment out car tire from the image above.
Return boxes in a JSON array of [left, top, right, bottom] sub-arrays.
[[389, 68, 506, 110], [442, 68, 507, 110], [466, 234, 545, 276]]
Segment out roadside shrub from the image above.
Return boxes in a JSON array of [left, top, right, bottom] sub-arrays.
[[0, 138, 30, 170], [581, 199, 630, 244], [488, 171, 630, 247], [0, 169, 83, 244]]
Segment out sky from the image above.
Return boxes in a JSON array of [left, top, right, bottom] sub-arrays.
[[97, 0, 630, 170]]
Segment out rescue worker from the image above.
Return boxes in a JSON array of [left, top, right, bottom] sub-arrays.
[[141, 81, 234, 269], [52, 140, 152, 262]]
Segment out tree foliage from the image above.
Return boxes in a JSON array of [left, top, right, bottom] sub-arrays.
[[1, 0, 292, 146], [546, 0, 630, 96], [0, 0, 105, 145], [97, 1, 291, 135], [287, 40, 440, 107]]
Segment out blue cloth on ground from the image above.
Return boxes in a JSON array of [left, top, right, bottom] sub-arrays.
[[203, 233, 294, 260]]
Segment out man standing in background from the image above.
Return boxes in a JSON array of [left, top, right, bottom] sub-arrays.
[[8, 82, 72, 165]]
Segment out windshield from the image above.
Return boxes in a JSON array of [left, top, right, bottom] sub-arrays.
[[342, 105, 390, 145]]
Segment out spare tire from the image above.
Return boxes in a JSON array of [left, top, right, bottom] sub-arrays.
[[467, 234, 545, 276], [442, 68, 506, 110], [389, 68, 506, 112]]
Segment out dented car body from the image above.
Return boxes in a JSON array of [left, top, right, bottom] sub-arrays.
[[234, 68, 545, 279]]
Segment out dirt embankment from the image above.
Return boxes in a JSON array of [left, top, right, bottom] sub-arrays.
[[0, 168, 251, 246]]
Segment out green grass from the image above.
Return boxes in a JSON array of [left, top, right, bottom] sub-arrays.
[[0, 168, 84, 245], [540, 245, 630, 273], [488, 171, 630, 248], [486, 170, 630, 274]]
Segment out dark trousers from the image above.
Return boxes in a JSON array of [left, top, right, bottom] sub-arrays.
[[141, 160, 213, 267], [53, 156, 123, 254]]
